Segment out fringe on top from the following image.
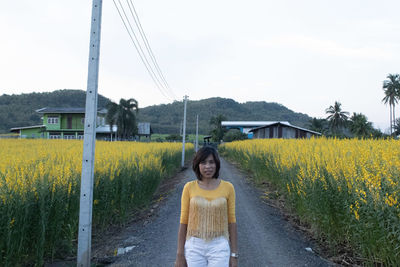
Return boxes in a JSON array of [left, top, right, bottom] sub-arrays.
[[186, 196, 229, 242]]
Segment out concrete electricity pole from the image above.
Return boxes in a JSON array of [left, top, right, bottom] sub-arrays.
[[181, 95, 188, 168], [195, 114, 199, 152], [77, 0, 102, 266]]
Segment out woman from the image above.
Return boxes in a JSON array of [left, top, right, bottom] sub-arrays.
[[175, 146, 238, 267]]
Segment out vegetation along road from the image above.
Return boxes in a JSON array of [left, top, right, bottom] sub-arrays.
[[105, 157, 334, 267]]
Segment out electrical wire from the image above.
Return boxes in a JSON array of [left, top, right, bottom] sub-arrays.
[[117, 0, 169, 98], [112, 0, 175, 101], [127, 0, 177, 100]]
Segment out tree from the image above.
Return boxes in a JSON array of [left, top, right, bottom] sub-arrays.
[[393, 118, 400, 136], [382, 73, 400, 135], [165, 134, 184, 141], [209, 114, 227, 142], [308, 117, 328, 135], [223, 129, 247, 142], [106, 101, 118, 140], [349, 112, 373, 138], [106, 98, 139, 140], [325, 101, 349, 136]]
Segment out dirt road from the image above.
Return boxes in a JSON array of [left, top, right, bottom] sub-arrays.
[[106, 157, 335, 266]]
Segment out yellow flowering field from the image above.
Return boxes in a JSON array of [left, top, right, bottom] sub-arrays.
[[220, 138, 400, 266], [0, 139, 193, 266]]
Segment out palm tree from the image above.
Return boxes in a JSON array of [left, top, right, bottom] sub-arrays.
[[382, 73, 400, 135], [106, 98, 139, 140], [349, 112, 373, 138], [393, 118, 400, 136], [106, 101, 118, 140], [325, 101, 349, 136]]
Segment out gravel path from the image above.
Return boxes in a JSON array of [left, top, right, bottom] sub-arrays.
[[107, 157, 335, 267]]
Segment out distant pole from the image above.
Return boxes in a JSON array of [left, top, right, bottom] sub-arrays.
[[77, 0, 103, 266], [181, 95, 188, 168], [195, 114, 199, 152]]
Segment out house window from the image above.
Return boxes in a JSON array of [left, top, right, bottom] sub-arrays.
[[48, 116, 59, 124], [63, 135, 76, 140], [49, 134, 61, 139]]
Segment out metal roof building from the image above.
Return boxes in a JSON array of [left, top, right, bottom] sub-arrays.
[[249, 122, 321, 139], [221, 121, 321, 139], [221, 121, 290, 138]]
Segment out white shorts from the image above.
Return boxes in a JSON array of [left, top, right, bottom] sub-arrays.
[[184, 236, 230, 267]]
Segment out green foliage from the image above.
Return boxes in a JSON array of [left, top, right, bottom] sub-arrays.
[[152, 133, 205, 143], [165, 134, 184, 141], [209, 114, 227, 142], [308, 117, 329, 135], [325, 101, 350, 135], [349, 112, 374, 138], [223, 129, 247, 142], [394, 118, 400, 136], [0, 89, 110, 133], [137, 97, 313, 134], [382, 73, 400, 135], [312, 112, 385, 139], [1, 93, 314, 135], [106, 98, 139, 140]]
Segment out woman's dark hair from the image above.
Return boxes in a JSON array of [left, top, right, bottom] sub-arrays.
[[192, 146, 221, 180]]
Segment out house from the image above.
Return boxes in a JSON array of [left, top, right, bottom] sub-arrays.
[[249, 121, 321, 139], [10, 107, 151, 140], [221, 121, 291, 139]]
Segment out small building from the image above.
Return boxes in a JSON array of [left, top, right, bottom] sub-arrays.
[[137, 122, 153, 141], [221, 121, 290, 139], [11, 107, 107, 139], [10, 107, 151, 140], [249, 122, 321, 139], [95, 125, 118, 140]]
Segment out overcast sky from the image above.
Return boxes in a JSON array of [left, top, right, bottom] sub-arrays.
[[1, 0, 400, 131]]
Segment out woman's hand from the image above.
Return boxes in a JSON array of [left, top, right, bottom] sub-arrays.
[[174, 253, 187, 267], [229, 256, 238, 267]]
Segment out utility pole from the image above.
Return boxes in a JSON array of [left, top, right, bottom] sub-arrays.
[[181, 95, 188, 168], [195, 114, 199, 152], [77, 1, 102, 266]]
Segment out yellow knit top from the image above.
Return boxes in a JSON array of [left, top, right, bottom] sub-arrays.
[[180, 179, 236, 241]]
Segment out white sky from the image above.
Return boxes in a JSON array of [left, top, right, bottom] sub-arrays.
[[1, 0, 399, 131]]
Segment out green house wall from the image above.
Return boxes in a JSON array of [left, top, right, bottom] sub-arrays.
[[17, 111, 106, 139], [43, 114, 61, 130], [60, 114, 85, 130], [20, 128, 45, 138]]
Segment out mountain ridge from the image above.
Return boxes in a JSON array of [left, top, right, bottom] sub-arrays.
[[0, 90, 312, 134]]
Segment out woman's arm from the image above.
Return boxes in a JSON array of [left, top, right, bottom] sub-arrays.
[[228, 222, 238, 252], [229, 222, 238, 267], [175, 223, 188, 267]]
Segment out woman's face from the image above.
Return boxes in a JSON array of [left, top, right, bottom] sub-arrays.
[[199, 154, 216, 179]]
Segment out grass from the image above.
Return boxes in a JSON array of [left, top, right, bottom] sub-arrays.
[[151, 133, 206, 143]]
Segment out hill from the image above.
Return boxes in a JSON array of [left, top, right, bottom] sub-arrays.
[[0, 89, 110, 133], [137, 97, 312, 134], [0, 91, 312, 134]]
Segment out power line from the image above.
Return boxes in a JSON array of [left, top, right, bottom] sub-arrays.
[[117, 0, 169, 98], [113, 0, 172, 101], [112, 0, 177, 101], [127, 0, 177, 99]]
